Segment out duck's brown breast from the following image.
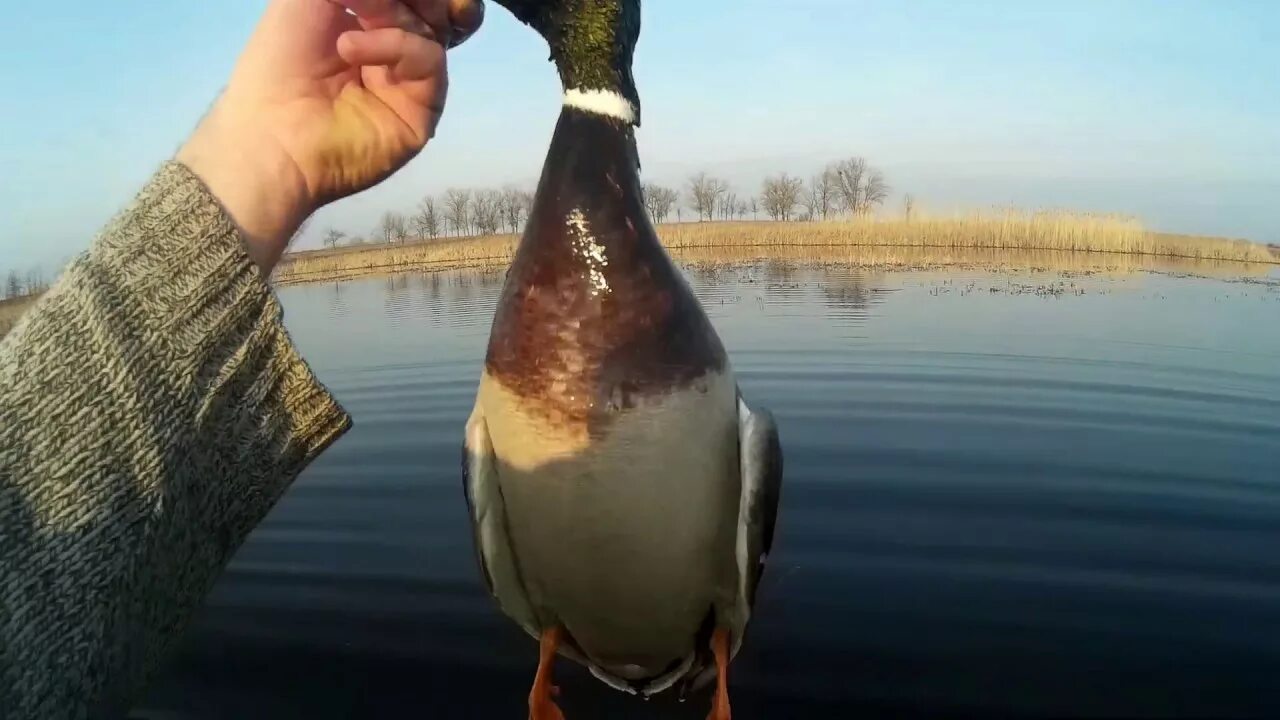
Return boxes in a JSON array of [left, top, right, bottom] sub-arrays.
[[483, 109, 726, 437]]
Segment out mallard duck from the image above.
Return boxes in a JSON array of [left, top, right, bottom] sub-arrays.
[[463, 1, 783, 718]]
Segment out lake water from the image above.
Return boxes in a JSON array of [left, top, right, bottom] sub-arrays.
[[142, 260, 1280, 718]]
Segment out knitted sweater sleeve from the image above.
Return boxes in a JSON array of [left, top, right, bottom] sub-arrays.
[[0, 161, 352, 718]]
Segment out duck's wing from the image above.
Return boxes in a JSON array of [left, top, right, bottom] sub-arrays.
[[463, 406, 540, 637], [731, 394, 783, 651]]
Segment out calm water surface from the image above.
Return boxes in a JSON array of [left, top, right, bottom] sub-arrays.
[[143, 263, 1280, 718]]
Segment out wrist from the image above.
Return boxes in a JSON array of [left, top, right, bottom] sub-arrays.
[[176, 102, 314, 274]]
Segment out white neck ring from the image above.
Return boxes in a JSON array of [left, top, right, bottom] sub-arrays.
[[563, 88, 637, 123]]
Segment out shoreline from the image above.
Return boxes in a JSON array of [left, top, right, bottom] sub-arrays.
[[3, 222, 1274, 339], [272, 243, 1277, 289], [273, 218, 1278, 287]]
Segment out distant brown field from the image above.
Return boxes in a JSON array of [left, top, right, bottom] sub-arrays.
[[274, 212, 1275, 285]]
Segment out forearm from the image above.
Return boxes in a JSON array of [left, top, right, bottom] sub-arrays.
[[0, 161, 351, 718]]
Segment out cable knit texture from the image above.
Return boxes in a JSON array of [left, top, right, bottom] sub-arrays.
[[0, 161, 352, 719]]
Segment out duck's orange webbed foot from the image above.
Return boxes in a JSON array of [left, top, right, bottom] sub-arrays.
[[706, 628, 732, 720], [528, 626, 566, 720]]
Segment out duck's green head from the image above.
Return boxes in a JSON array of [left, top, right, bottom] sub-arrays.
[[494, 0, 642, 124]]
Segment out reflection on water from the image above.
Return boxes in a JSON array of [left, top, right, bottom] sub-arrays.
[[141, 261, 1280, 718]]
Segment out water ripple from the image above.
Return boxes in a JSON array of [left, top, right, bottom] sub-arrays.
[[140, 265, 1280, 719]]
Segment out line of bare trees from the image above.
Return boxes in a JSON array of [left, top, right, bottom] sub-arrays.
[[641, 157, 893, 226], [2, 268, 50, 301], [324, 186, 537, 249], [318, 156, 896, 248]]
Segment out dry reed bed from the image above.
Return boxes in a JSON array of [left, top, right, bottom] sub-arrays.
[[3, 214, 1270, 339], [276, 234, 518, 285], [662, 213, 1272, 262], [274, 212, 1274, 285], [666, 244, 1274, 279]]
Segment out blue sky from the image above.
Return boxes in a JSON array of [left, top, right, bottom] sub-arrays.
[[2, 0, 1277, 275]]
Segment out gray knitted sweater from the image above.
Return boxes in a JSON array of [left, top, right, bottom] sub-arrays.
[[0, 162, 353, 718]]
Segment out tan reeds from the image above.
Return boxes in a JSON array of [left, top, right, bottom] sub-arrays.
[[274, 210, 1274, 285], [275, 233, 518, 285], [1, 212, 1269, 340], [667, 244, 1274, 279], [661, 211, 1272, 262]]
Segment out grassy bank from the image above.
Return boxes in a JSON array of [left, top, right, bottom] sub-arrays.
[[274, 211, 1275, 285], [277, 233, 517, 285], [668, 244, 1275, 278], [2, 214, 1270, 340], [664, 216, 1269, 262]]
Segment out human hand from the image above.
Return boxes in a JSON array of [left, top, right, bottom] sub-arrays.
[[177, 0, 484, 272]]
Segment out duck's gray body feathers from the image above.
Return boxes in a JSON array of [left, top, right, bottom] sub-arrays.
[[464, 376, 781, 694]]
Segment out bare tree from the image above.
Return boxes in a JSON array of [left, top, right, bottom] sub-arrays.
[[658, 186, 678, 224], [322, 228, 346, 249], [714, 179, 729, 219], [800, 169, 838, 220], [720, 192, 738, 221], [735, 199, 749, 220], [444, 188, 472, 236], [518, 190, 535, 229], [688, 172, 728, 222], [415, 197, 442, 239], [828, 157, 891, 216], [379, 211, 408, 244], [749, 196, 759, 220], [642, 183, 678, 224], [497, 187, 516, 233], [761, 174, 803, 221], [472, 189, 503, 235], [831, 157, 866, 215], [5, 270, 23, 299], [500, 185, 530, 234], [861, 170, 890, 215], [902, 194, 917, 222], [24, 268, 47, 295], [800, 180, 822, 221], [815, 169, 838, 220], [471, 194, 490, 235], [688, 173, 710, 222]]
